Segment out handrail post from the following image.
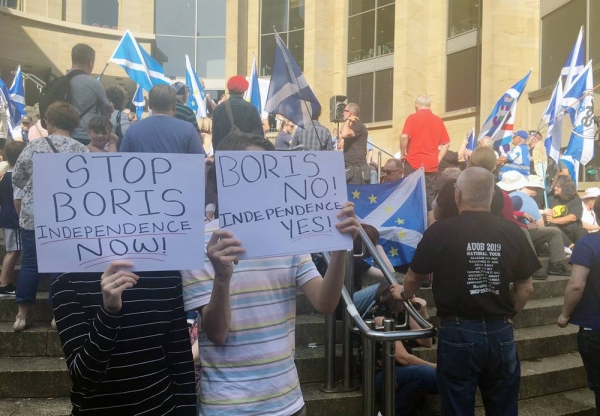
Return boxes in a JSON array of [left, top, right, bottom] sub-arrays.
[[362, 320, 376, 416], [320, 312, 337, 392], [342, 250, 358, 391], [383, 319, 396, 416], [377, 151, 382, 181]]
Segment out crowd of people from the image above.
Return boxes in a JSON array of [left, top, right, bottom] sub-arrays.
[[0, 42, 597, 416]]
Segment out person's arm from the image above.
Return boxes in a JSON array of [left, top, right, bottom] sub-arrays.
[[437, 143, 450, 164], [200, 229, 246, 345], [52, 261, 138, 391], [300, 203, 360, 313], [582, 221, 600, 232], [547, 213, 578, 225], [13, 186, 24, 216], [95, 83, 113, 117], [408, 297, 432, 348], [11, 144, 34, 189], [394, 339, 436, 368], [164, 284, 197, 415], [14, 199, 21, 216], [511, 277, 534, 314], [390, 268, 425, 301], [340, 119, 356, 140], [557, 264, 590, 327], [457, 135, 469, 162], [107, 133, 118, 153], [399, 134, 409, 160]]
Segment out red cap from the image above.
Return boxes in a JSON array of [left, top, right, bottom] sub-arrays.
[[227, 75, 249, 94]]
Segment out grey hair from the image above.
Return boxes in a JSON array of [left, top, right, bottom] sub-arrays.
[[415, 95, 431, 108], [478, 136, 494, 148], [385, 158, 403, 170], [148, 85, 176, 112], [439, 167, 462, 182], [456, 167, 495, 209], [346, 102, 360, 116]]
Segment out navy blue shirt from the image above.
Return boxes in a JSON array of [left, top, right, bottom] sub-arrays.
[[120, 115, 205, 154], [569, 232, 600, 329], [0, 172, 19, 229]]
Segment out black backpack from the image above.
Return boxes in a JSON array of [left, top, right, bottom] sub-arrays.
[[39, 69, 94, 129]]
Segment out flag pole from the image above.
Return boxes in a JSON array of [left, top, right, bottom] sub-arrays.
[[97, 29, 129, 82], [273, 28, 326, 150]]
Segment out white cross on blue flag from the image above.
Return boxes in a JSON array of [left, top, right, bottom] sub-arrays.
[[8, 66, 26, 125]]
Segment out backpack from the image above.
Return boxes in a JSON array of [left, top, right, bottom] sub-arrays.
[[39, 69, 95, 129]]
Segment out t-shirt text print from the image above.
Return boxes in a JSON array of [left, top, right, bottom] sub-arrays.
[[466, 242, 501, 295]]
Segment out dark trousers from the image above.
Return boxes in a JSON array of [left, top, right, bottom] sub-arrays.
[[374, 365, 438, 416], [15, 228, 39, 304], [403, 163, 437, 210], [547, 223, 588, 247], [437, 318, 520, 416], [345, 163, 371, 185], [578, 327, 600, 412]]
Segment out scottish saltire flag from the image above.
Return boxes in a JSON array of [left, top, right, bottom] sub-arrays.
[[543, 77, 564, 163], [8, 66, 26, 124], [109, 30, 170, 92], [348, 169, 427, 267], [478, 70, 531, 150], [185, 54, 206, 117], [466, 127, 476, 151], [245, 56, 262, 114], [132, 85, 145, 120], [265, 31, 321, 131], [560, 154, 579, 188], [564, 60, 594, 166], [0, 78, 18, 135], [562, 26, 585, 91]]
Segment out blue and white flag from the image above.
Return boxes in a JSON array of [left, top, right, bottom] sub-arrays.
[[8, 66, 26, 124], [562, 26, 585, 91], [132, 85, 145, 120], [0, 78, 19, 135], [543, 77, 563, 163], [185, 54, 206, 117], [564, 60, 594, 166], [245, 56, 262, 114], [478, 70, 531, 149], [265, 31, 321, 131], [466, 127, 476, 151], [109, 30, 170, 92], [560, 154, 579, 188], [348, 169, 427, 267]]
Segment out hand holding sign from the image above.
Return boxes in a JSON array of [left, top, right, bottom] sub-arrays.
[[101, 260, 139, 314], [207, 229, 246, 281]]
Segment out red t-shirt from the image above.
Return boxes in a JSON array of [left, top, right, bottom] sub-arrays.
[[402, 109, 450, 172]]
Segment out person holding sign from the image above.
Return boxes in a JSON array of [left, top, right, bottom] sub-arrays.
[[183, 133, 360, 416], [52, 260, 197, 415], [12, 102, 89, 331]]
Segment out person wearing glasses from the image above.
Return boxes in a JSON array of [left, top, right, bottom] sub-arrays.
[[341, 103, 370, 184], [275, 118, 294, 150], [381, 158, 403, 183]]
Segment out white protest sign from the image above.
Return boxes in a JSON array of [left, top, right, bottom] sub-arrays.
[[216, 151, 352, 258], [33, 153, 205, 272]]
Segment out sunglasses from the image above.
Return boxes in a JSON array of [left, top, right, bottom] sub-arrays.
[[381, 168, 401, 175]]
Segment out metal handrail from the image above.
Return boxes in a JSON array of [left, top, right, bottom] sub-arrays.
[[367, 140, 395, 159]]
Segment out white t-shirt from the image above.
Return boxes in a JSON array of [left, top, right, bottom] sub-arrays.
[[581, 201, 598, 231]]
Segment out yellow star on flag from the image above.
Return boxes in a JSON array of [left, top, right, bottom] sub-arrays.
[[389, 247, 399, 257], [368, 194, 377, 204], [395, 218, 405, 225], [352, 189, 361, 199], [397, 231, 407, 239], [385, 206, 393, 213]]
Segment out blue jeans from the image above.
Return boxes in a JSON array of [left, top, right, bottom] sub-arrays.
[[374, 365, 437, 416], [437, 318, 520, 416], [577, 327, 600, 411], [353, 285, 379, 316], [15, 229, 39, 305]]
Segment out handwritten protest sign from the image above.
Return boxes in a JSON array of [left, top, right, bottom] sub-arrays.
[[216, 151, 352, 258], [33, 153, 205, 272]]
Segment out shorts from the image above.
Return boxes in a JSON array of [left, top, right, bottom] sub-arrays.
[[3, 228, 22, 252]]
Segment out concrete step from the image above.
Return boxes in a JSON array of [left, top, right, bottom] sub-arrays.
[[0, 322, 62, 357], [295, 314, 343, 346], [0, 292, 53, 323], [301, 382, 362, 416], [0, 397, 71, 415], [519, 353, 588, 400], [0, 357, 71, 398], [428, 297, 564, 329], [413, 323, 579, 363]]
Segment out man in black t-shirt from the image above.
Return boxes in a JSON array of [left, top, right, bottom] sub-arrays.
[[392, 167, 539, 416], [341, 102, 370, 184]]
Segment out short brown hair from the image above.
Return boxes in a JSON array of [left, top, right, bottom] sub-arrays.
[[45, 102, 80, 133], [106, 86, 127, 111], [148, 85, 176, 112], [71, 44, 95, 65], [5, 141, 26, 166], [87, 116, 112, 134], [353, 223, 379, 258], [555, 177, 578, 202]]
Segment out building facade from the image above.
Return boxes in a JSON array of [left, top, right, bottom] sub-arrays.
[[1, 0, 598, 158]]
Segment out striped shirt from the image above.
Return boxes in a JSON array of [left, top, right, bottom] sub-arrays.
[[182, 222, 321, 416], [175, 102, 200, 134], [291, 120, 333, 151], [52, 272, 197, 416]]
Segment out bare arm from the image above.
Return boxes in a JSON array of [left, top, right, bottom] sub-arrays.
[[390, 268, 425, 301], [582, 221, 600, 232], [557, 264, 590, 326], [511, 277, 534, 314], [340, 119, 356, 140], [395, 339, 435, 368], [547, 213, 578, 225], [14, 199, 21, 216], [437, 142, 450, 164], [400, 134, 409, 160]]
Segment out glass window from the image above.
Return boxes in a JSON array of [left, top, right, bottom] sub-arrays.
[[2, 0, 19, 9], [446, 45, 481, 112], [591, 1, 600, 67], [82, 0, 118, 29], [376, 4, 394, 56], [155, 36, 195, 78], [260, 1, 305, 74], [155, 0, 196, 36], [261, 0, 288, 34], [374, 69, 393, 122], [349, 0, 376, 16], [541, 0, 586, 87], [347, 73, 374, 124], [289, 0, 305, 31], [197, 38, 226, 78], [197, 0, 226, 36], [348, 11, 375, 63], [260, 34, 276, 76], [288, 30, 305, 70], [448, 0, 481, 38]]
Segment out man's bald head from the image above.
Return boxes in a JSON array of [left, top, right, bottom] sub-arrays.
[[455, 167, 495, 212]]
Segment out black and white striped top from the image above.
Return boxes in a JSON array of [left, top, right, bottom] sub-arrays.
[[52, 271, 197, 416]]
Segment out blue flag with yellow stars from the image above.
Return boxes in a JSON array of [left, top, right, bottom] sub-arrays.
[[347, 169, 427, 266]]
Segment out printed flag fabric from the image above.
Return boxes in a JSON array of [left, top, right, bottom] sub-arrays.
[[564, 60, 595, 166], [132, 85, 145, 120], [466, 127, 476, 151], [561, 26, 585, 91], [8, 65, 26, 124], [245, 56, 262, 114], [0, 78, 18, 135], [185, 54, 207, 117], [348, 169, 427, 267], [543, 77, 564, 164], [109, 30, 171, 92], [264, 31, 321, 131]]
